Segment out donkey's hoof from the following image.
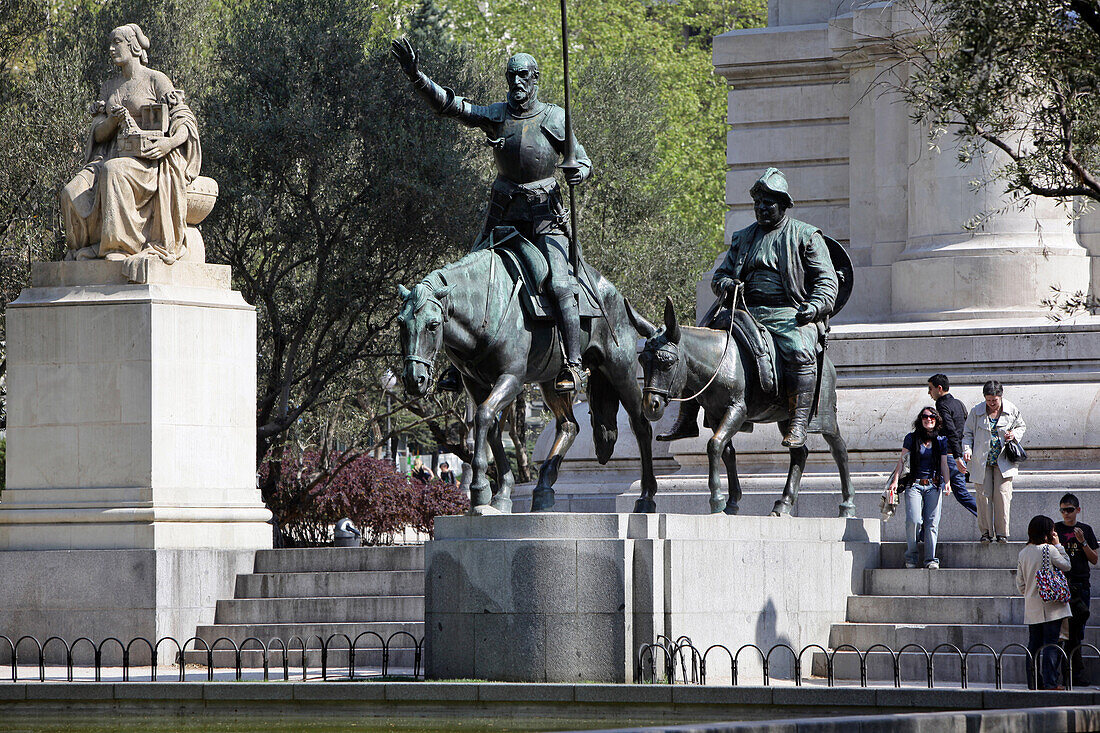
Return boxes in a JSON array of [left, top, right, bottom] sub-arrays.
[[771, 499, 793, 517], [838, 502, 856, 518], [724, 501, 740, 516], [530, 488, 556, 512], [490, 496, 513, 514], [633, 497, 657, 514], [470, 504, 503, 516]]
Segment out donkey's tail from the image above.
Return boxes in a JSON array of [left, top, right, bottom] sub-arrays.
[[588, 367, 620, 464]]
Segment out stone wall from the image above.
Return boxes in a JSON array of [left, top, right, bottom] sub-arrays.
[[424, 513, 879, 682]]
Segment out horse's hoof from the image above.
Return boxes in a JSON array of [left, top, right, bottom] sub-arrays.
[[470, 483, 492, 507], [724, 502, 740, 516], [838, 502, 856, 518], [709, 497, 728, 514], [771, 499, 793, 516], [470, 504, 503, 516], [633, 498, 657, 514], [490, 496, 513, 514], [530, 488, 555, 512]]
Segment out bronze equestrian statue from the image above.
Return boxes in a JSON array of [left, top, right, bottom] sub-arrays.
[[393, 41, 659, 514], [392, 38, 590, 395], [632, 168, 856, 516], [658, 168, 844, 450]]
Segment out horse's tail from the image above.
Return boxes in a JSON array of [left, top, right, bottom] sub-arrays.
[[588, 367, 620, 464]]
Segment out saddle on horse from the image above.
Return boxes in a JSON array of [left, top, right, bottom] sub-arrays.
[[476, 225, 602, 321]]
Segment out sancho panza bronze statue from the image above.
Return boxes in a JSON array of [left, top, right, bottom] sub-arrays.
[[391, 38, 592, 394], [659, 168, 840, 449]]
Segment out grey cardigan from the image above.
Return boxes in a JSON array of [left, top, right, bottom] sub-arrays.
[[1016, 543, 1072, 625]]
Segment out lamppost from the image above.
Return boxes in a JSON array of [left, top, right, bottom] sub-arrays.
[[380, 369, 399, 470]]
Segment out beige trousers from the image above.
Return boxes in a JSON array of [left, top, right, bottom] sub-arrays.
[[977, 465, 1012, 538]]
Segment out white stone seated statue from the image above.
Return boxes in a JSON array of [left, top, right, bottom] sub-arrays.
[[60, 22, 217, 266]]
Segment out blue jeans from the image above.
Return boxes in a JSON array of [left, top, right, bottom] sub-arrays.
[[947, 455, 977, 516], [904, 482, 942, 566]]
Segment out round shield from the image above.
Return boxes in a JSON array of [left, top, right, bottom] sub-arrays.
[[823, 235, 854, 317]]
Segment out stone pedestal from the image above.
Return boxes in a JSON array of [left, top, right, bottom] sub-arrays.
[[424, 513, 878, 682], [0, 260, 271, 655]]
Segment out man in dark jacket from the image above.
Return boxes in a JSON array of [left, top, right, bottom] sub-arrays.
[[928, 374, 977, 517]]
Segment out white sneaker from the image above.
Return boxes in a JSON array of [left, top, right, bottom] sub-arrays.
[[925, 561, 940, 570], [905, 562, 918, 569]]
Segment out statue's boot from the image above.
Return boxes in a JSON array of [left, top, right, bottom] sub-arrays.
[[436, 365, 463, 393], [656, 401, 700, 441], [782, 367, 817, 448], [553, 293, 587, 393]]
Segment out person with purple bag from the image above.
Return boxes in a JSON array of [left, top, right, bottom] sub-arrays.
[[1017, 515, 1072, 689]]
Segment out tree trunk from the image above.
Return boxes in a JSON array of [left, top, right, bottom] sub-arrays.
[[512, 389, 531, 483]]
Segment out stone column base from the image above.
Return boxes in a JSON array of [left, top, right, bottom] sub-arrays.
[[425, 513, 878, 682]]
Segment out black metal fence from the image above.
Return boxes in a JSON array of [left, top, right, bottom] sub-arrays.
[[637, 636, 1100, 690], [0, 633, 423, 682]]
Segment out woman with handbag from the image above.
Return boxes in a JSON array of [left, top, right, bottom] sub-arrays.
[[887, 408, 953, 569], [1017, 514, 1072, 689], [963, 380, 1027, 543]]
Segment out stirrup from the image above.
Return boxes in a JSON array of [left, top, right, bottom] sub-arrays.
[[656, 404, 700, 442], [554, 363, 586, 394], [436, 366, 463, 393]]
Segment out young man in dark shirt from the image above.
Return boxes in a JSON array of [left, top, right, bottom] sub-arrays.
[[927, 374, 977, 518], [1055, 493, 1099, 685]]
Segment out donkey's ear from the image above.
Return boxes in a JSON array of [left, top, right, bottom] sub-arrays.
[[433, 284, 454, 300], [624, 299, 657, 338], [398, 284, 411, 300], [663, 296, 681, 344]]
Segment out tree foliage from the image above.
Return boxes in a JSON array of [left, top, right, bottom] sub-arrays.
[[263, 450, 468, 546], [202, 0, 495, 501], [891, 0, 1100, 204]]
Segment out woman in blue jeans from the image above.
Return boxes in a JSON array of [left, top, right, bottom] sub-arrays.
[[887, 407, 952, 569]]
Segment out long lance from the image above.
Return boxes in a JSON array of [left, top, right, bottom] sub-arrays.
[[558, 0, 618, 346]]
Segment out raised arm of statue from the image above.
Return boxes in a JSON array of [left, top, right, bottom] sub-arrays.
[[390, 37, 494, 133]]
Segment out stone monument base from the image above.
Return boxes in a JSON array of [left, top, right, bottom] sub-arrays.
[[424, 513, 879, 683], [0, 260, 271, 660], [0, 549, 256, 663]]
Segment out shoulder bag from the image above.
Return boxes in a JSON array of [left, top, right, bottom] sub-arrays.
[[1036, 545, 1071, 603], [1005, 439, 1027, 463]]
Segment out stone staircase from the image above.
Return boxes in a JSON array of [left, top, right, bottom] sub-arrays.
[[189, 546, 424, 671], [814, 541, 1099, 686]]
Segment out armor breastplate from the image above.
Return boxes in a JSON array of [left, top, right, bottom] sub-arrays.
[[493, 106, 560, 183]]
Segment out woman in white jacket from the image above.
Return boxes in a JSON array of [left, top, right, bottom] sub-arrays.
[[1017, 514, 1072, 689], [963, 380, 1026, 542]]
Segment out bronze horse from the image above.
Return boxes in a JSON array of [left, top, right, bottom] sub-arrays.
[[631, 298, 856, 517], [398, 248, 659, 513]]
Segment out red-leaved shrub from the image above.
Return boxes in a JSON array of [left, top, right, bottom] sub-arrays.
[[263, 451, 468, 546]]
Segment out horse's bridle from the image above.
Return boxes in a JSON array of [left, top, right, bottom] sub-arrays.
[[401, 289, 450, 379], [641, 283, 741, 404]]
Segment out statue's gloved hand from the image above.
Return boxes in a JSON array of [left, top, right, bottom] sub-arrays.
[[390, 37, 419, 80], [795, 302, 818, 325], [560, 164, 585, 186], [715, 278, 739, 300]]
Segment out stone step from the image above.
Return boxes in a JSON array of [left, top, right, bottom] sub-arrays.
[[879, 541, 1025, 569], [234, 570, 424, 599], [829, 622, 1100, 650], [846, 595, 1100, 625], [188, 620, 424, 666], [811, 650, 1100, 685], [253, 546, 424, 573], [865, 568, 1018, 596], [213, 595, 423, 624]]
